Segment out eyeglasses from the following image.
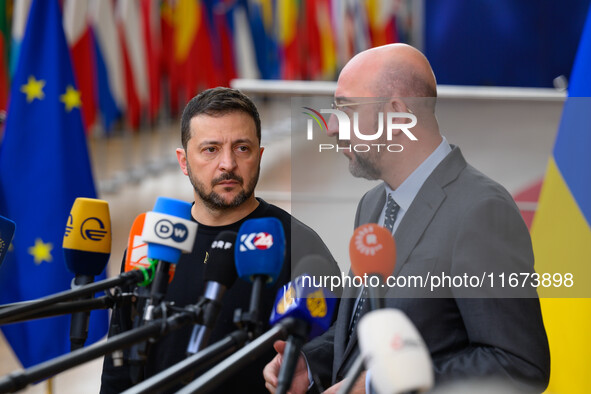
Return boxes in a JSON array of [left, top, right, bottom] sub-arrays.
[[331, 99, 414, 114], [331, 99, 392, 110]]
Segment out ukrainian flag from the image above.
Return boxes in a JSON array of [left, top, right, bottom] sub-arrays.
[[530, 4, 591, 393]]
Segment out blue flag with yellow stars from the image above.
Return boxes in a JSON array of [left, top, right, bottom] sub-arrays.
[[0, 0, 108, 368]]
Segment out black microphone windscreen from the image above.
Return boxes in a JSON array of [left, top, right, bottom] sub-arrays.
[[203, 231, 238, 288], [293, 254, 335, 278], [293, 254, 342, 297]]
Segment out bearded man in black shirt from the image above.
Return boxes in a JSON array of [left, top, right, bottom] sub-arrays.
[[100, 87, 340, 393]]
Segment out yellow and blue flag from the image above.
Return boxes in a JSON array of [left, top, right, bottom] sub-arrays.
[[0, 0, 107, 368], [245, 0, 280, 79], [531, 3, 591, 393]]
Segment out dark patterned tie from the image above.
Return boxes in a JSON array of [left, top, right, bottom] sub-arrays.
[[348, 287, 367, 342], [348, 194, 399, 343], [383, 193, 400, 233]]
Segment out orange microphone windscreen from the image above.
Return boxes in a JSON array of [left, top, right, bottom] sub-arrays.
[[349, 223, 396, 279], [124, 213, 176, 283]]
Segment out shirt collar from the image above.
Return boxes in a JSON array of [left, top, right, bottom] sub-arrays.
[[385, 137, 452, 211]]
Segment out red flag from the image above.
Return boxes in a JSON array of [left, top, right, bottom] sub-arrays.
[[192, 0, 219, 90], [303, 0, 322, 79], [141, 0, 162, 123], [160, 0, 179, 114], [278, 0, 302, 79], [173, 0, 217, 102], [117, 0, 149, 130], [63, 0, 97, 132], [212, 0, 236, 86]]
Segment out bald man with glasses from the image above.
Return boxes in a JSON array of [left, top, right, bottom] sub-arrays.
[[264, 44, 550, 394]]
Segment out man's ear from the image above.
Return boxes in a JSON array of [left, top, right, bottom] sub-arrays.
[[386, 99, 415, 138], [259, 146, 264, 160], [176, 148, 189, 176], [387, 98, 409, 113]]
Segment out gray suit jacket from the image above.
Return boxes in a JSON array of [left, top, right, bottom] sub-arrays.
[[303, 146, 550, 392]]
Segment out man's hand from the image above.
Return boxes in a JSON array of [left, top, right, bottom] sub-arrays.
[[323, 371, 367, 394], [263, 340, 310, 394]]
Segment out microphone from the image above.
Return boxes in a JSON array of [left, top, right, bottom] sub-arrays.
[[63, 198, 111, 276], [349, 223, 396, 310], [337, 224, 396, 394], [128, 197, 197, 382], [234, 217, 285, 335], [186, 231, 238, 355], [124, 212, 175, 285], [270, 255, 339, 394], [62, 197, 111, 350], [140, 197, 197, 316], [176, 262, 337, 394], [358, 309, 434, 394], [0, 215, 16, 267], [120, 232, 239, 394], [110, 212, 154, 368]]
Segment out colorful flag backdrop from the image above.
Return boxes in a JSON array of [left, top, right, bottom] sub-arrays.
[[530, 3, 591, 394], [88, 0, 124, 132], [117, 0, 148, 130], [63, 0, 98, 133], [245, 0, 280, 80], [0, 0, 107, 368], [8, 0, 30, 78], [140, 0, 162, 123], [0, 0, 10, 112]]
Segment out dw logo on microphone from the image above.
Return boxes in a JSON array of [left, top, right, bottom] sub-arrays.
[[155, 219, 189, 243]]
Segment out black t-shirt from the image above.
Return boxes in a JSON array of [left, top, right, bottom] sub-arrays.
[[100, 198, 339, 393]]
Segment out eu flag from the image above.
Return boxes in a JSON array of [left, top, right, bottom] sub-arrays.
[[0, 0, 108, 368]]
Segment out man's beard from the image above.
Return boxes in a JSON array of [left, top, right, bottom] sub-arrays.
[[348, 151, 381, 180], [337, 138, 381, 180], [340, 115, 383, 180], [187, 164, 260, 210]]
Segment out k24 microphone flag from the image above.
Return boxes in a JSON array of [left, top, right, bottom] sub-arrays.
[[530, 4, 591, 393], [0, 0, 107, 368]]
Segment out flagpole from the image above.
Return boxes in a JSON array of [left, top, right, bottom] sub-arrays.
[[45, 377, 53, 394]]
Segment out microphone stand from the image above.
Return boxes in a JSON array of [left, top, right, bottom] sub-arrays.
[[129, 260, 170, 383], [1, 293, 133, 324], [233, 274, 265, 338], [132, 272, 272, 394], [70, 275, 96, 351], [121, 330, 249, 394], [275, 321, 309, 394], [338, 274, 385, 394], [0, 270, 146, 325], [0, 303, 198, 393], [337, 356, 365, 394], [176, 318, 302, 394]]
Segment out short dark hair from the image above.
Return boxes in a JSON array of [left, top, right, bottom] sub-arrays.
[[180, 87, 261, 149]]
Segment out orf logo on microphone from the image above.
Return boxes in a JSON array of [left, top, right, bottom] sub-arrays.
[[155, 219, 189, 243], [211, 240, 233, 250], [239, 232, 274, 251]]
